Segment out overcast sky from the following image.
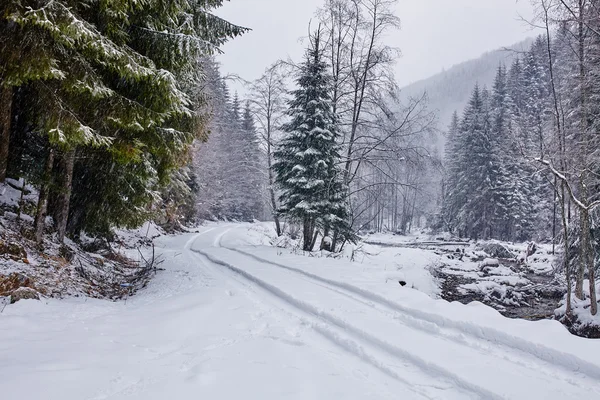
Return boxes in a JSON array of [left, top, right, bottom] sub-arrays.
[[215, 0, 537, 92]]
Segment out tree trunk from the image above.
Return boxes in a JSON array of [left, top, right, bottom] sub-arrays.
[[35, 149, 55, 244], [303, 218, 314, 252], [408, 188, 418, 233], [331, 231, 339, 253], [311, 228, 319, 252], [552, 177, 557, 255], [56, 149, 76, 244], [268, 172, 281, 236], [16, 178, 26, 221], [560, 183, 573, 320], [576, 210, 586, 299], [266, 123, 282, 237], [589, 257, 598, 316], [580, 208, 597, 314], [320, 226, 331, 251], [0, 84, 13, 182]]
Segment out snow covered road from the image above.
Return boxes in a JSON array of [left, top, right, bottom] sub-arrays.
[[1, 224, 600, 399]]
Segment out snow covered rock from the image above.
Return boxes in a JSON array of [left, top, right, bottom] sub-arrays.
[[0, 239, 27, 261], [385, 272, 407, 287], [480, 258, 500, 267], [478, 243, 514, 259], [10, 287, 40, 303], [0, 273, 32, 296], [517, 242, 538, 264], [555, 280, 600, 338]]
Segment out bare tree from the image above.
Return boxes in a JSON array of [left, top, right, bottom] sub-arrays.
[[248, 62, 292, 236], [317, 0, 437, 232], [319, 0, 401, 180]]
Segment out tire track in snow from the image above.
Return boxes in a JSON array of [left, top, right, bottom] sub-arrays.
[[186, 242, 449, 399], [271, 271, 592, 391], [226, 246, 600, 383], [192, 253, 446, 400], [190, 247, 502, 400], [183, 227, 218, 250]]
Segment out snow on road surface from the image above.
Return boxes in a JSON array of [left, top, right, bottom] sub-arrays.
[[1, 224, 599, 399]]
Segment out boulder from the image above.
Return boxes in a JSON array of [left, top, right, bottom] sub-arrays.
[[59, 245, 76, 262], [0, 272, 32, 296], [10, 287, 40, 303], [481, 258, 500, 267], [478, 243, 514, 259], [0, 239, 27, 259]]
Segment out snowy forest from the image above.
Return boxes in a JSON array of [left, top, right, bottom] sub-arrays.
[[441, 1, 600, 320], [0, 0, 247, 241], [3, 0, 600, 397], [195, 0, 438, 250], [2, 0, 600, 359]]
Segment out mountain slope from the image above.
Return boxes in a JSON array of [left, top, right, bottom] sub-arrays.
[[400, 38, 534, 133]]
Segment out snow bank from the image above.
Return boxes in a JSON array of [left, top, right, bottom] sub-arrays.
[[555, 280, 600, 335], [220, 224, 600, 380]]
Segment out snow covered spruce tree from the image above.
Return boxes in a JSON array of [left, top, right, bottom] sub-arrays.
[[239, 101, 267, 220], [273, 30, 355, 252], [193, 64, 265, 222], [490, 64, 536, 241], [0, 0, 246, 241], [442, 61, 544, 242], [441, 112, 461, 232], [444, 85, 503, 239]]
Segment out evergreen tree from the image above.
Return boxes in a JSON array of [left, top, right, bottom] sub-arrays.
[[232, 93, 242, 123], [443, 56, 552, 242], [193, 63, 266, 222], [441, 111, 460, 231], [446, 84, 504, 239], [490, 64, 535, 241], [193, 59, 231, 220], [239, 101, 266, 220], [1, 1, 247, 239], [507, 58, 526, 118], [273, 31, 354, 251]]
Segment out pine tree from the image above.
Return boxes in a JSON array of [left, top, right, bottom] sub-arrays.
[[442, 111, 460, 231], [490, 64, 535, 241], [193, 64, 266, 222], [239, 101, 266, 220], [1, 1, 247, 239], [446, 84, 504, 239], [273, 31, 354, 251], [444, 63, 545, 242], [514, 42, 555, 241], [507, 58, 526, 118], [193, 60, 230, 220]]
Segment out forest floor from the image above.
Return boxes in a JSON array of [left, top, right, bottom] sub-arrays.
[[0, 180, 164, 304], [1, 223, 599, 399]]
